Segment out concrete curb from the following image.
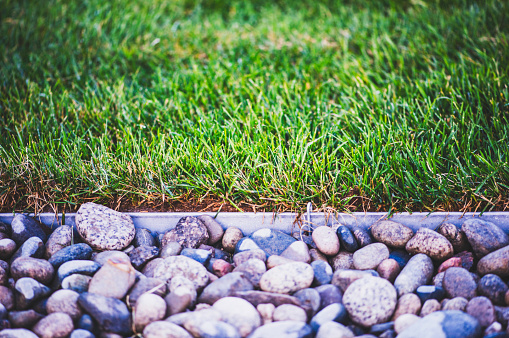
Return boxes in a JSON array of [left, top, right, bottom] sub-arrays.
[[1, 211, 509, 236]]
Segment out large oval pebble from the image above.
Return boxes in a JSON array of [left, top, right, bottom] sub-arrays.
[[259, 262, 314, 294]]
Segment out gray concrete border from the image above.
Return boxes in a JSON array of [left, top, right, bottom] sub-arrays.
[[1, 211, 509, 236]]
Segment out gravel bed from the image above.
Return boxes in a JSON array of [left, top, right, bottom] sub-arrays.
[[0, 202, 508, 337]]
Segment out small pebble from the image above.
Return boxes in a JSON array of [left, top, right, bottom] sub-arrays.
[[312, 226, 340, 256], [273, 304, 308, 322], [222, 227, 244, 253], [133, 293, 167, 332], [32, 312, 74, 338]]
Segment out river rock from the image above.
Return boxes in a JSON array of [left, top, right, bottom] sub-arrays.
[[266, 255, 294, 269], [332, 269, 377, 292], [8, 309, 44, 328], [312, 226, 340, 256], [133, 228, 156, 247], [273, 304, 308, 322], [234, 238, 262, 254], [377, 259, 400, 282], [160, 242, 183, 258], [222, 227, 244, 253], [10, 214, 47, 245], [213, 297, 261, 337], [10, 237, 44, 263], [343, 276, 397, 327], [15, 277, 51, 309], [416, 285, 445, 303], [443, 297, 468, 311], [392, 293, 421, 320], [127, 277, 166, 307], [466, 296, 495, 328], [309, 249, 328, 262], [78, 292, 131, 335], [259, 262, 313, 294], [0, 329, 39, 338], [0, 286, 14, 310], [294, 288, 320, 318], [437, 223, 470, 253], [232, 290, 300, 308], [477, 246, 509, 277], [310, 303, 348, 332], [45, 225, 73, 259], [371, 221, 413, 249], [93, 250, 130, 266], [478, 274, 508, 305], [315, 284, 343, 310], [88, 256, 136, 299], [250, 229, 296, 256], [394, 313, 419, 334], [57, 260, 101, 282], [197, 215, 224, 246], [233, 258, 266, 287], [443, 267, 477, 300], [249, 321, 312, 338], [161, 216, 209, 249], [280, 241, 310, 263], [233, 249, 266, 266], [152, 255, 209, 289], [61, 274, 92, 293], [76, 202, 135, 251], [316, 321, 354, 338], [11, 257, 54, 285], [194, 320, 241, 338], [352, 227, 373, 248], [48, 243, 93, 268], [69, 329, 95, 338], [353, 243, 389, 270], [461, 219, 509, 258], [311, 260, 333, 285], [329, 251, 353, 271], [0, 239, 16, 261], [420, 299, 441, 317], [143, 321, 193, 338], [336, 225, 359, 252], [394, 254, 434, 296], [32, 312, 74, 338], [129, 245, 159, 269], [405, 228, 454, 261], [397, 310, 482, 338], [199, 272, 253, 304], [46, 289, 82, 319], [134, 293, 166, 332]]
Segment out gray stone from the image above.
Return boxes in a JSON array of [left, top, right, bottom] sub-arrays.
[[152, 255, 209, 289], [392, 293, 421, 321], [45, 225, 73, 259], [259, 262, 314, 294], [134, 293, 166, 332], [310, 303, 348, 332], [92, 251, 130, 266], [78, 292, 132, 335], [0, 262, 8, 286], [8, 309, 44, 328], [0, 239, 16, 261], [370, 221, 413, 249], [164, 286, 193, 316], [160, 242, 182, 258], [293, 288, 320, 317], [352, 243, 389, 270], [311, 260, 333, 285], [180, 248, 211, 265], [420, 299, 441, 317], [280, 241, 310, 263], [312, 226, 340, 256], [48, 243, 93, 268], [70, 329, 95, 338], [462, 219, 509, 258], [133, 228, 156, 247], [466, 296, 495, 328], [433, 272, 445, 288], [11, 256, 54, 285], [222, 227, 244, 253], [233, 249, 267, 266], [315, 284, 343, 310], [332, 269, 378, 292], [127, 277, 166, 307], [397, 310, 482, 338], [10, 214, 47, 246], [14, 277, 51, 309], [77, 314, 94, 332], [143, 321, 193, 338], [394, 313, 420, 334], [0, 285, 15, 310], [443, 267, 477, 300], [197, 215, 224, 246], [233, 258, 266, 288], [232, 290, 301, 307], [76, 202, 135, 251], [352, 227, 373, 248], [199, 272, 253, 304], [234, 238, 261, 254], [405, 228, 454, 261], [316, 321, 354, 338], [61, 274, 92, 293], [46, 289, 82, 320], [161, 216, 209, 249], [394, 254, 434, 297], [273, 304, 307, 322], [266, 255, 293, 269], [443, 297, 468, 311], [195, 320, 240, 338], [212, 297, 261, 337], [0, 328, 39, 338], [250, 228, 296, 256], [32, 312, 74, 338], [257, 303, 274, 325], [478, 274, 508, 305], [336, 225, 359, 253], [57, 260, 101, 282], [437, 223, 470, 253], [478, 246, 509, 278], [249, 321, 312, 338], [88, 256, 136, 299], [128, 245, 159, 269], [10, 237, 44, 263], [329, 251, 353, 271], [343, 277, 398, 327]]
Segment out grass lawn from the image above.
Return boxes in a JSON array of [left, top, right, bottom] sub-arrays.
[[0, 0, 508, 214]]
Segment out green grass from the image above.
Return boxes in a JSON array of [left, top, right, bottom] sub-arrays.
[[1, 0, 508, 213]]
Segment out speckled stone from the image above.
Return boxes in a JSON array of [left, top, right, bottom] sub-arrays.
[[61, 274, 92, 293], [312, 226, 340, 256], [392, 293, 421, 321], [405, 228, 454, 261], [437, 223, 470, 253], [133, 293, 167, 332], [143, 321, 193, 338], [57, 260, 101, 282], [420, 299, 441, 317], [294, 288, 321, 318], [310, 303, 348, 332], [195, 320, 241, 338], [128, 245, 159, 269], [0, 239, 17, 261], [315, 284, 343, 310], [336, 225, 359, 253], [197, 215, 224, 246], [397, 311, 482, 338], [199, 272, 253, 304], [45, 225, 73, 259], [266, 255, 294, 269], [280, 241, 310, 263], [48, 243, 93, 269], [233, 249, 267, 266], [152, 255, 209, 289], [10, 237, 44, 263], [210, 259, 233, 277], [249, 321, 312, 338], [233, 258, 266, 288], [433, 272, 445, 288], [162, 216, 209, 249], [438, 257, 462, 273], [466, 296, 495, 328], [332, 269, 378, 292], [353, 243, 389, 270], [443, 267, 477, 300], [213, 297, 261, 337], [478, 274, 508, 305], [222, 227, 244, 253], [46, 289, 82, 320], [394, 313, 420, 335], [316, 321, 354, 338], [442, 297, 468, 311], [133, 228, 156, 247], [352, 227, 373, 248], [10, 214, 47, 246], [370, 221, 413, 249], [311, 260, 333, 286], [11, 257, 54, 285], [389, 250, 411, 269], [234, 238, 262, 254], [461, 219, 509, 258], [329, 251, 354, 271], [160, 242, 183, 258], [477, 246, 509, 277], [343, 277, 398, 327], [32, 312, 74, 338], [309, 249, 328, 262], [377, 259, 400, 283], [78, 292, 132, 336], [232, 290, 301, 308], [88, 256, 136, 299], [76, 203, 135, 251], [259, 262, 314, 294], [127, 277, 166, 307], [92, 250, 130, 266], [394, 254, 434, 297], [273, 304, 308, 322], [250, 229, 297, 257]]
